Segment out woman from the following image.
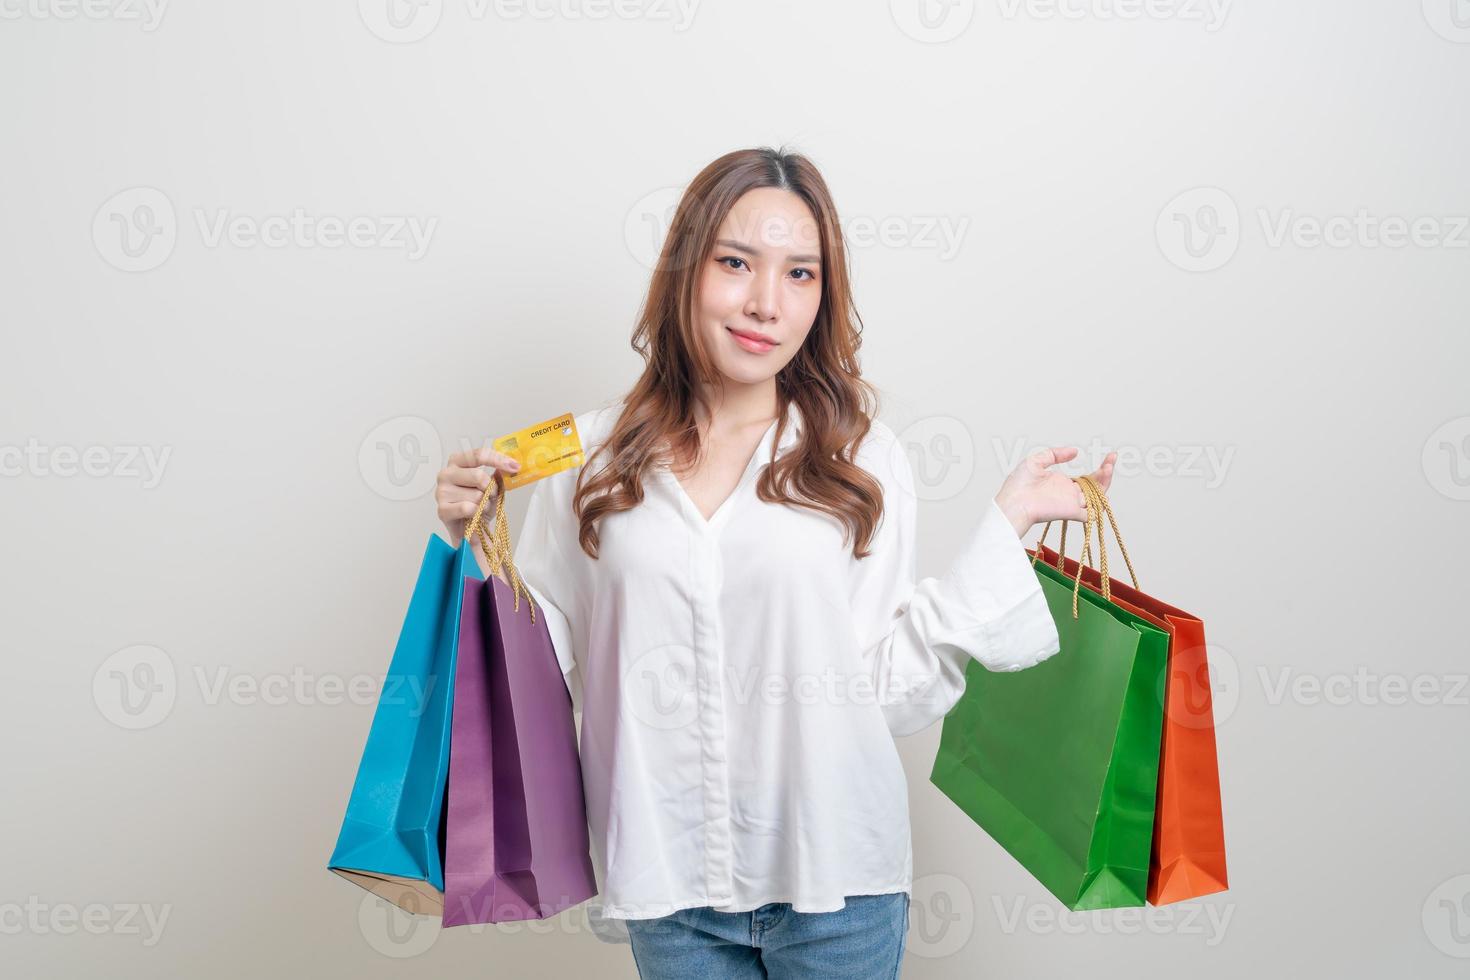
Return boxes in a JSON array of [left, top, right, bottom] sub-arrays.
[[434, 147, 1115, 979]]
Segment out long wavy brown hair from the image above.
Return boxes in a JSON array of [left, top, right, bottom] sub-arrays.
[[571, 146, 886, 561]]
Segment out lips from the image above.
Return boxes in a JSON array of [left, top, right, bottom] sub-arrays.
[[726, 326, 777, 353]]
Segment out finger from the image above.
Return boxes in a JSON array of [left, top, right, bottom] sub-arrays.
[[445, 448, 484, 469], [446, 447, 521, 472], [1030, 446, 1079, 468], [442, 453, 520, 487], [439, 484, 494, 510], [1061, 480, 1089, 521], [440, 465, 492, 491], [451, 499, 487, 520]]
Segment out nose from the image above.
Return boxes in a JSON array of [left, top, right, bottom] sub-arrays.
[[743, 268, 781, 323]]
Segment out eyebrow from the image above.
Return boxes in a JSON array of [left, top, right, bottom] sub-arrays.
[[715, 238, 822, 265]]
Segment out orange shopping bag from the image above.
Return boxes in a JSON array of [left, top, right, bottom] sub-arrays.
[[1030, 488, 1228, 906]]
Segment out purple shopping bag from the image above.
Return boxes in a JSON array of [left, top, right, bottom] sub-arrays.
[[442, 483, 596, 927]]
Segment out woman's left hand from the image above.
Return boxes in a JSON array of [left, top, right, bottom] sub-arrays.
[[993, 447, 1117, 538]]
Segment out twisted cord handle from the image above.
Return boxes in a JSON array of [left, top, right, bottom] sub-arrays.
[[1028, 473, 1140, 617], [462, 469, 537, 623]]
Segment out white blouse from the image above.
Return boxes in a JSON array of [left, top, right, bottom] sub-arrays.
[[510, 398, 1061, 942]]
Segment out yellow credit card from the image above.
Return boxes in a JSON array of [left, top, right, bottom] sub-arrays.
[[491, 412, 584, 490]]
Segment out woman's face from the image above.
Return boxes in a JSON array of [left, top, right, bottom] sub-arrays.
[[695, 187, 823, 387]]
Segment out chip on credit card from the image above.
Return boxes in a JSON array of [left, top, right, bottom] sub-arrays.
[[491, 412, 584, 490]]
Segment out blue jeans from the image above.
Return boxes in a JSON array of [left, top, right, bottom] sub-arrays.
[[624, 891, 910, 979]]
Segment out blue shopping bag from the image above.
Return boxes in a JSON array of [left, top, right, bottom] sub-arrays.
[[328, 533, 484, 915]]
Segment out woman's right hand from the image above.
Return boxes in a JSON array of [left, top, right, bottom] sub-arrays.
[[436, 447, 521, 545]]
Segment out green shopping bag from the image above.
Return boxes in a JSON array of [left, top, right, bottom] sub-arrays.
[[930, 480, 1168, 910]]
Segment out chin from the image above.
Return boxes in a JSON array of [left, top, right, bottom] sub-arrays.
[[713, 358, 778, 386]]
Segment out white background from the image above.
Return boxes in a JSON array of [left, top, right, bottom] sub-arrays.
[[2, 1, 1466, 976]]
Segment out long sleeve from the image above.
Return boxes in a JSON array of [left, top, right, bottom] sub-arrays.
[[511, 471, 584, 716], [848, 428, 1062, 737]]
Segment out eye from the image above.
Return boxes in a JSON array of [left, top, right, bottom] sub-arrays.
[[717, 255, 748, 271], [790, 267, 816, 281]]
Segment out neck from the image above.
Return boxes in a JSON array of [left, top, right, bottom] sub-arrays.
[[693, 379, 780, 434]]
